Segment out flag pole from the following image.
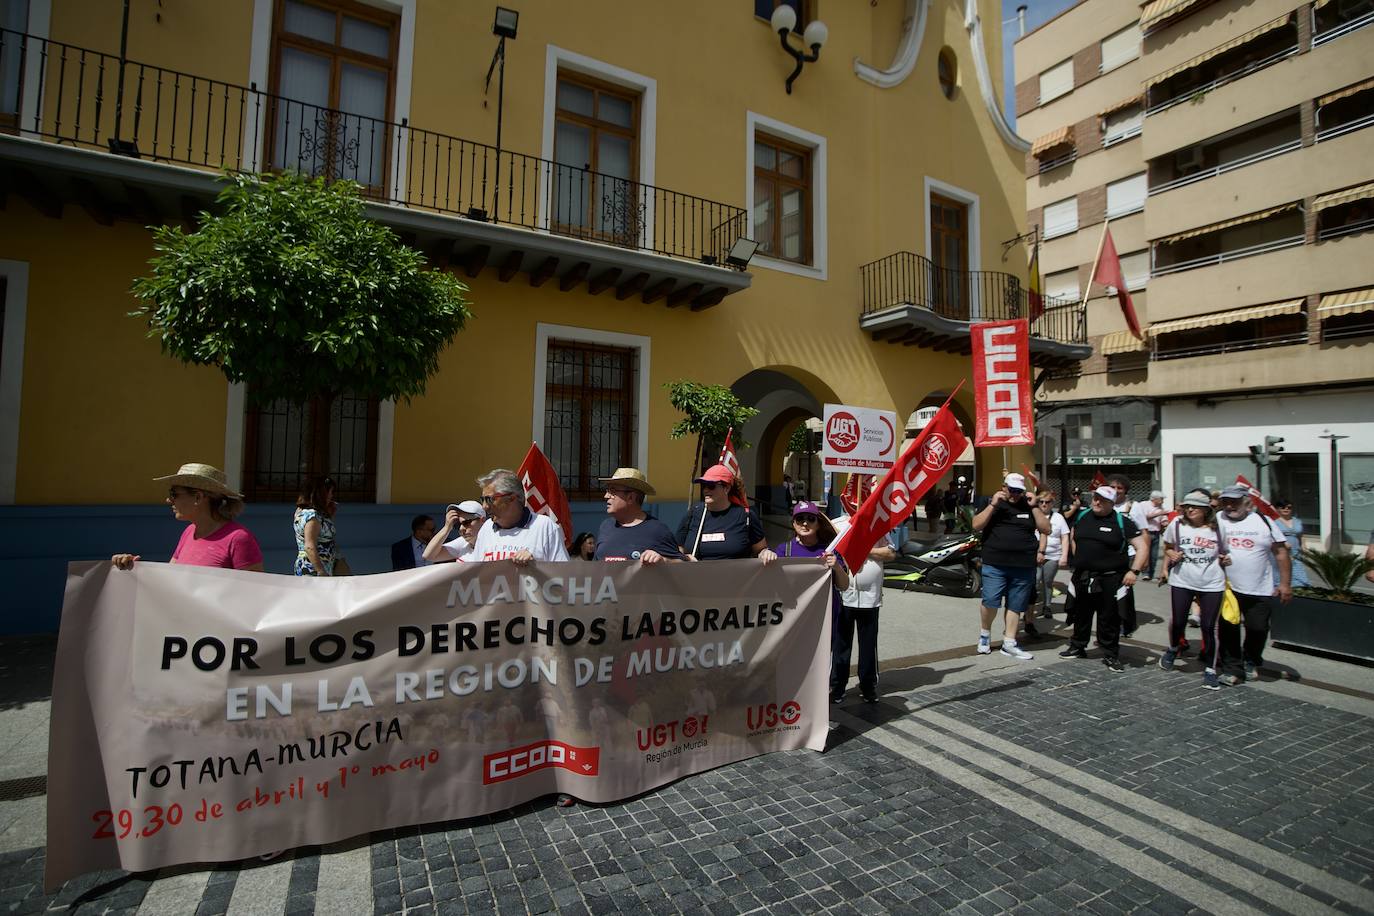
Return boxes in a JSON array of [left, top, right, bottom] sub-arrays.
[[1080, 219, 1110, 311]]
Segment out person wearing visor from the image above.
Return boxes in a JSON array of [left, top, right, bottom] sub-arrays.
[[972, 473, 1050, 660], [1159, 490, 1227, 687], [1059, 485, 1148, 672], [422, 499, 488, 563], [1215, 484, 1291, 684], [675, 464, 771, 561], [594, 468, 684, 563]]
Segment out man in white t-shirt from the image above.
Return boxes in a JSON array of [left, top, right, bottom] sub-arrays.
[[469, 469, 570, 564], [1215, 484, 1292, 684], [421, 499, 486, 563], [1129, 491, 1169, 579]]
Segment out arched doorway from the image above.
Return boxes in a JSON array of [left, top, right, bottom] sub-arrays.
[[729, 367, 838, 513]]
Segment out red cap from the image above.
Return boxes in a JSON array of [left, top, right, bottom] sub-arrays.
[[693, 464, 734, 485]]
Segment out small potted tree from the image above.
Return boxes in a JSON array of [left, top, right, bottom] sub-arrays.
[[1270, 547, 1374, 662]]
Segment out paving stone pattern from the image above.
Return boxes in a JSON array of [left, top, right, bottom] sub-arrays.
[[7, 660, 1372, 913]]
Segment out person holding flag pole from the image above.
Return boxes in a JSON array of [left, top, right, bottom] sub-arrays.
[[676, 431, 772, 561]]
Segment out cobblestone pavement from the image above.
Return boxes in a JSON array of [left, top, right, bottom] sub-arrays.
[[6, 639, 1374, 915]]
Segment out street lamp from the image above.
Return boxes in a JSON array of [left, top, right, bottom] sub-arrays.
[[769, 5, 828, 94], [1319, 432, 1349, 551], [481, 6, 519, 221]]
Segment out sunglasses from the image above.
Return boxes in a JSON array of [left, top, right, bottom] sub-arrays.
[[480, 494, 509, 506], [794, 515, 819, 524], [606, 487, 637, 497], [702, 481, 728, 490], [167, 487, 197, 500]]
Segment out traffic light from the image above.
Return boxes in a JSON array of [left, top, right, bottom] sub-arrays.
[[1265, 435, 1285, 463], [1248, 444, 1266, 467]]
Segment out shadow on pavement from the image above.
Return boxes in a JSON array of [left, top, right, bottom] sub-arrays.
[[0, 634, 56, 710]]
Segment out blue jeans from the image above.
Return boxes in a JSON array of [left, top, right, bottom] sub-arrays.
[[981, 563, 1036, 614]]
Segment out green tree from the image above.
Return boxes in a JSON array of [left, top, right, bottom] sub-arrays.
[[130, 172, 472, 406], [664, 380, 758, 486]]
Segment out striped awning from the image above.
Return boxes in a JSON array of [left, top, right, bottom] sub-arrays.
[[1155, 202, 1300, 245], [1031, 126, 1075, 157], [1319, 76, 1374, 107], [1317, 288, 1374, 318], [1144, 14, 1292, 88], [1101, 329, 1148, 354], [1140, 0, 1201, 32], [1313, 181, 1374, 213], [1151, 300, 1303, 335], [1099, 93, 1144, 117]]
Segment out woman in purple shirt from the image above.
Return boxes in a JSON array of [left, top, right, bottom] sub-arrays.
[[772, 501, 850, 612]]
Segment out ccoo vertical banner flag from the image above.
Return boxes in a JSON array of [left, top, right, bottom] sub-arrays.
[[971, 319, 1033, 447], [518, 443, 573, 547]]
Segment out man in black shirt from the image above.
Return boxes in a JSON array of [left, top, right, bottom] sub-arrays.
[[972, 474, 1050, 660], [1060, 485, 1149, 671]]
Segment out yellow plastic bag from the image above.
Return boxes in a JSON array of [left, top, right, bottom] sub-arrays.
[[1221, 583, 1240, 625]]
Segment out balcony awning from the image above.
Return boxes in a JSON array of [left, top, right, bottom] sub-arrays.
[[1140, 0, 1201, 32], [1151, 299, 1303, 335], [1101, 329, 1148, 354], [1031, 126, 1075, 157], [1313, 181, 1374, 213], [1317, 287, 1374, 318], [1155, 202, 1299, 245], [1319, 76, 1374, 107], [1144, 14, 1292, 88], [1099, 94, 1143, 117]]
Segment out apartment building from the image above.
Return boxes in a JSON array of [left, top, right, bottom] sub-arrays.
[[0, 0, 1070, 631], [1015, 0, 1374, 547]]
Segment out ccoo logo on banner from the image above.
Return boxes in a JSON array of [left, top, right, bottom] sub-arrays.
[[971, 319, 1033, 447]]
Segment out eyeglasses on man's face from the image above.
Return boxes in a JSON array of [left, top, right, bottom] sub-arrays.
[[605, 487, 637, 498]]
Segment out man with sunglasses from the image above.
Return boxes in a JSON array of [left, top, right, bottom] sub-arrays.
[[972, 473, 1051, 659], [468, 469, 569, 564], [421, 500, 487, 563], [594, 468, 684, 563]]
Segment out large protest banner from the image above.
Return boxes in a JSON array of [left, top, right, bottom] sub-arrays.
[[46, 559, 832, 888]]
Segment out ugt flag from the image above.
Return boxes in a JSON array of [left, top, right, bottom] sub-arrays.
[[833, 398, 968, 574], [971, 319, 1033, 447], [518, 443, 573, 547]]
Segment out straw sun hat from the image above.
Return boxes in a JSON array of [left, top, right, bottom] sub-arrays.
[[152, 463, 244, 500]]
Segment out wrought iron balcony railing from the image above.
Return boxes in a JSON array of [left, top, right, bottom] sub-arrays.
[[0, 28, 746, 264], [859, 251, 1087, 346]]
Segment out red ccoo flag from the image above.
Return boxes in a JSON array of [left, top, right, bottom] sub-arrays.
[[1091, 470, 1107, 489], [718, 428, 749, 510], [517, 443, 573, 547], [833, 393, 968, 575], [1235, 474, 1280, 520], [1020, 464, 1041, 491], [1090, 226, 1144, 340]]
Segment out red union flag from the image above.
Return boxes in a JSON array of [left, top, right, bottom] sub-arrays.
[[518, 443, 573, 546], [838, 473, 873, 516], [1235, 474, 1280, 520], [971, 320, 1033, 447], [833, 397, 968, 574]]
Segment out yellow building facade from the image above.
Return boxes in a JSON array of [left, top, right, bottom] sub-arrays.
[[0, 0, 1079, 630]]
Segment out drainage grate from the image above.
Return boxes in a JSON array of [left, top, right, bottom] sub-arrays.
[[0, 774, 46, 800]]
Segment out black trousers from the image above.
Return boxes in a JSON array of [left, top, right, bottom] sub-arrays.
[[832, 605, 879, 696], [1069, 569, 1125, 660], [1220, 592, 1273, 677]]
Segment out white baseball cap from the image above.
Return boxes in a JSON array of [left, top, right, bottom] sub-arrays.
[[1004, 473, 1027, 490], [1092, 485, 1118, 501]]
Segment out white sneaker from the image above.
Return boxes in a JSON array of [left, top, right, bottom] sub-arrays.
[[1000, 641, 1033, 660], [976, 635, 991, 655], [1188, 614, 1201, 628]]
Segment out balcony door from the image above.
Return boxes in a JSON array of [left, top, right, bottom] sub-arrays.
[[552, 72, 640, 246], [931, 193, 970, 319], [269, 0, 397, 192]]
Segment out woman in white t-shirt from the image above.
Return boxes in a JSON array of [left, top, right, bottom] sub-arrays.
[[1160, 492, 1231, 688], [1028, 490, 1070, 634]]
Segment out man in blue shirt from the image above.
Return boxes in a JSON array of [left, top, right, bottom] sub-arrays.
[[595, 468, 684, 563]]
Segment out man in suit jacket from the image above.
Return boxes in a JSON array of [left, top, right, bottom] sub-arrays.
[[391, 514, 436, 571]]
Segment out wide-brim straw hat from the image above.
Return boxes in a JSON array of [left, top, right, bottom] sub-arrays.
[[599, 467, 656, 496], [153, 463, 244, 500]]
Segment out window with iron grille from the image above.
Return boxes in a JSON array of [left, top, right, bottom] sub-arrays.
[[543, 340, 638, 499], [242, 390, 378, 502]]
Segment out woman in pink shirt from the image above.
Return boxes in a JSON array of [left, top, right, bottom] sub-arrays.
[[111, 463, 264, 571]]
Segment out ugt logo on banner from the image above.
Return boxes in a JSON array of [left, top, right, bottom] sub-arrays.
[[821, 404, 899, 474], [971, 320, 1033, 447]]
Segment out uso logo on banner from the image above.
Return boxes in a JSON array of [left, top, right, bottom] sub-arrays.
[[971, 320, 1033, 447]]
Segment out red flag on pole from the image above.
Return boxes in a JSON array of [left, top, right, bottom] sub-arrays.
[[833, 393, 968, 575], [1090, 226, 1144, 340], [1028, 242, 1044, 324], [971, 319, 1034, 447], [1091, 470, 1107, 488], [1235, 474, 1280, 520], [718, 428, 749, 510], [517, 443, 573, 547], [1020, 464, 1041, 491], [839, 474, 873, 516]]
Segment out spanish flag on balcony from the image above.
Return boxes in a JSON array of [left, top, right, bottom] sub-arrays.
[[1028, 242, 1044, 324]]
